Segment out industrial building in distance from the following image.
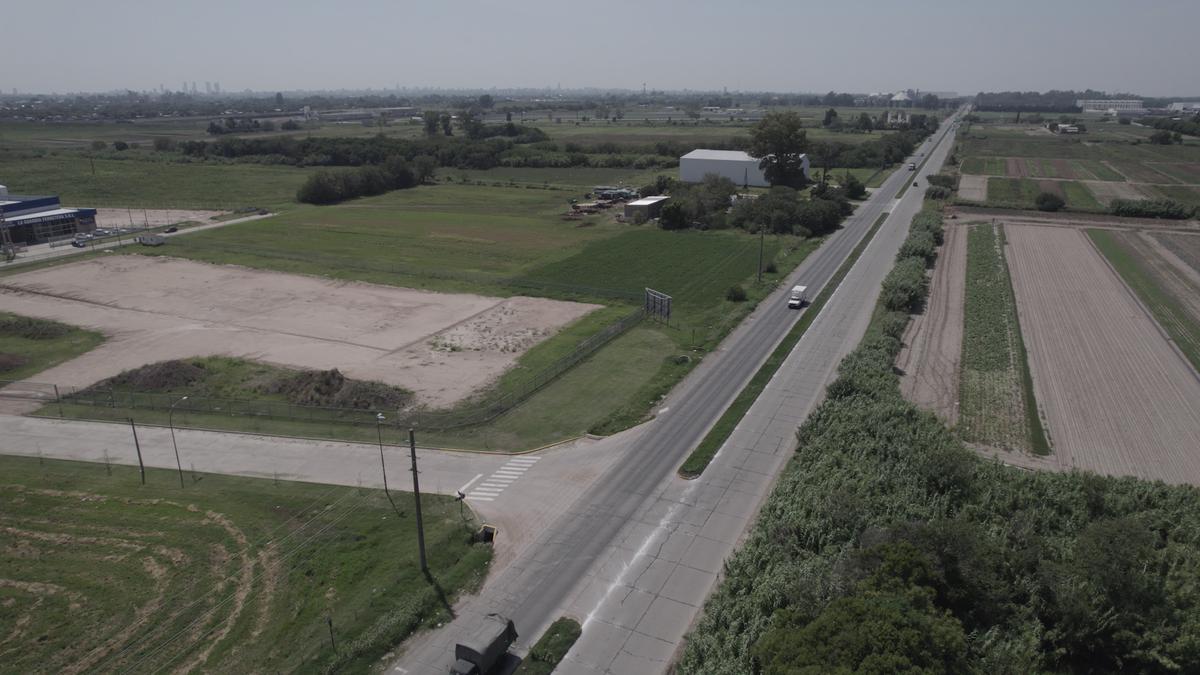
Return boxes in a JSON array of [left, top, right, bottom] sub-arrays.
[[679, 149, 809, 188], [0, 185, 96, 245]]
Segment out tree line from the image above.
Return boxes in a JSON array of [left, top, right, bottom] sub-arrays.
[[679, 204, 1200, 674]]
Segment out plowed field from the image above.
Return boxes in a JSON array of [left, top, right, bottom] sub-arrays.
[[897, 223, 965, 423], [1006, 225, 1200, 484]]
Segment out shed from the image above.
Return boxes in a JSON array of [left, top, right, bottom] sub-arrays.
[[680, 149, 808, 187], [624, 195, 670, 220]]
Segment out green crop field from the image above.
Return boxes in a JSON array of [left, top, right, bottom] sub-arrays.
[[1149, 184, 1200, 207], [959, 223, 1048, 454], [0, 454, 489, 674], [0, 313, 105, 381], [986, 177, 1041, 206], [1071, 159, 1125, 181], [1106, 159, 1181, 183], [960, 156, 1006, 175], [1060, 181, 1104, 210], [0, 152, 312, 210], [1146, 162, 1200, 185]]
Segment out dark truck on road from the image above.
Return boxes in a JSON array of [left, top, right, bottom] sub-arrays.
[[449, 614, 518, 675]]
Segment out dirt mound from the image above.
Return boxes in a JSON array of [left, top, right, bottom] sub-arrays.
[[0, 352, 29, 373], [0, 316, 70, 340], [263, 369, 413, 410], [103, 360, 206, 391]]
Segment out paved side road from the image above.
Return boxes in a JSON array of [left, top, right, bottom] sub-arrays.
[[392, 114, 962, 674], [0, 414, 636, 571]]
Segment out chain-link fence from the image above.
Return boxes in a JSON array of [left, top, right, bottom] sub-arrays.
[[2, 307, 645, 432]]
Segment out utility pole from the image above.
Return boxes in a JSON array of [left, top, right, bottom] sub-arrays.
[[168, 395, 188, 489], [757, 226, 765, 284], [376, 413, 389, 494], [409, 428, 428, 574], [326, 616, 336, 652], [129, 418, 145, 485]]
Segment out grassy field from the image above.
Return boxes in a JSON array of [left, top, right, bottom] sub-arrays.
[[0, 454, 489, 674], [986, 177, 1041, 206], [959, 223, 1048, 454], [1149, 184, 1200, 208], [1088, 229, 1200, 373], [142, 183, 618, 292], [1059, 181, 1105, 210], [0, 313, 105, 381], [961, 156, 1007, 175], [0, 152, 311, 210]]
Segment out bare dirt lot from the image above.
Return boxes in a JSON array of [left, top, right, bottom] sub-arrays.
[[957, 175, 988, 202], [1005, 224, 1200, 484], [0, 257, 599, 407], [897, 223, 965, 423], [92, 208, 224, 229]]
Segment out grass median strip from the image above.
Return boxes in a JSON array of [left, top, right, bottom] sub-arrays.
[[513, 617, 582, 674], [678, 211, 890, 478]]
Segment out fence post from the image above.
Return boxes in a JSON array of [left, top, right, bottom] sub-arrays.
[[129, 418, 145, 485], [54, 384, 63, 418]]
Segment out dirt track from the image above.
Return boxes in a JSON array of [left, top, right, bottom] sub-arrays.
[[897, 223, 965, 423], [1005, 225, 1200, 484], [92, 209, 224, 229], [0, 257, 599, 407]]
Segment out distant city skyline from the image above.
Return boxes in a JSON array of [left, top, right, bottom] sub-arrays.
[[2, 0, 1196, 97]]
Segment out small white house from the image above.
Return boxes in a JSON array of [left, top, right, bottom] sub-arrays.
[[680, 149, 809, 188]]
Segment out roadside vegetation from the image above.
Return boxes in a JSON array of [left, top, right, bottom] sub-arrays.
[[0, 454, 490, 673], [0, 312, 104, 381], [958, 223, 1049, 454], [513, 617, 582, 675], [679, 201, 1200, 674]]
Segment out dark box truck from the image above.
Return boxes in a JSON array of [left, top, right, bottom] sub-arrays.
[[449, 613, 518, 675]]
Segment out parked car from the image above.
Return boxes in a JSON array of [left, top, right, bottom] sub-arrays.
[[71, 240, 87, 248], [164, 226, 179, 233]]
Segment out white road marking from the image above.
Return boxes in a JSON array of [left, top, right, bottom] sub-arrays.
[[457, 473, 484, 494], [465, 455, 541, 501], [466, 495, 494, 502]]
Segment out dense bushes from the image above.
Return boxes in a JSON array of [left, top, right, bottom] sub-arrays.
[[925, 185, 952, 200], [1036, 191, 1065, 211], [296, 156, 418, 204], [728, 187, 845, 237], [1110, 198, 1195, 220], [926, 174, 956, 189], [678, 203, 1200, 674]]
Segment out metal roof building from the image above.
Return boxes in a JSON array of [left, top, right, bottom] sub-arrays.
[[0, 186, 96, 246], [679, 149, 808, 188]]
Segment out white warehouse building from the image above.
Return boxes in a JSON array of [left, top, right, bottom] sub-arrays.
[[679, 149, 808, 188]]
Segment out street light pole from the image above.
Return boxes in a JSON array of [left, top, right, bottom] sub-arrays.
[[376, 412, 390, 494], [168, 395, 188, 489], [409, 428, 428, 574]]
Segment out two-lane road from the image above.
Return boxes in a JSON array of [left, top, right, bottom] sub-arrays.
[[395, 113, 962, 674]]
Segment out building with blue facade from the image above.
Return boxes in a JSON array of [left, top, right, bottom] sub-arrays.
[[0, 186, 96, 245]]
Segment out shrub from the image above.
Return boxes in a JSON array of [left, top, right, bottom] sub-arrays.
[[90, 140, 107, 151], [1110, 198, 1194, 220], [1035, 192, 1065, 212], [880, 257, 928, 312], [726, 285, 748, 302], [842, 173, 867, 199], [152, 137, 175, 152], [0, 352, 28, 373], [112, 141, 129, 151], [899, 230, 937, 267], [925, 186, 952, 200], [926, 174, 956, 189]]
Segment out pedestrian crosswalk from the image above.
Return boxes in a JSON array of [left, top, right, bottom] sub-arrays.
[[465, 456, 539, 502]]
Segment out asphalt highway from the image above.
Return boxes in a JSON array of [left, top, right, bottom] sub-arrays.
[[394, 112, 962, 674]]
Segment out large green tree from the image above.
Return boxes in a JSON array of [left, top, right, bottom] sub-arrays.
[[749, 111, 810, 189]]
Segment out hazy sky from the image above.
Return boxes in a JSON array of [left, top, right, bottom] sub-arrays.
[[4, 0, 1197, 96]]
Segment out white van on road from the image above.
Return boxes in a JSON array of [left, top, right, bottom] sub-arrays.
[[788, 285, 808, 309]]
